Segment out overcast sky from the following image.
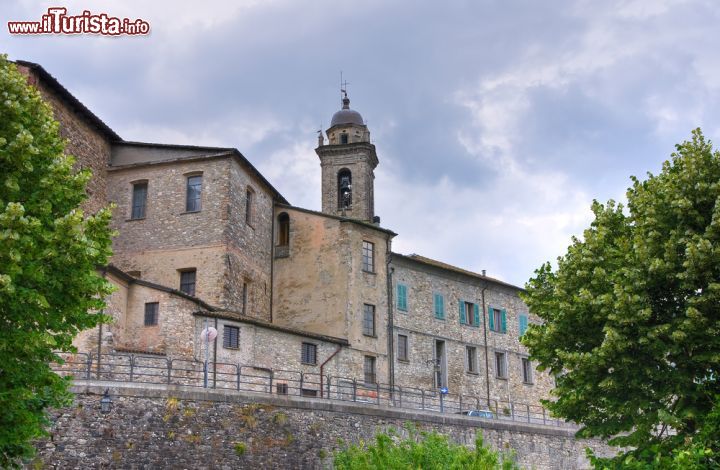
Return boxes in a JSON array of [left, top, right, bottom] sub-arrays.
[[4, 0, 720, 286]]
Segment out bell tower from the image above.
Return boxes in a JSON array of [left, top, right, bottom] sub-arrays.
[[316, 90, 378, 222]]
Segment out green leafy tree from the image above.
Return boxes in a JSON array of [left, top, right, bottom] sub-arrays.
[[522, 129, 720, 467], [0, 56, 113, 466], [334, 427, 518, 469]]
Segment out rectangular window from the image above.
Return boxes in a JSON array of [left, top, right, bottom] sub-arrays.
[[364, 356, 376, 384], [465, 302, 475, 326], [179, 269, 196, 296], [519, 314, 529, 338], [489, 307, 507, 333], [397, 284, 408, 311], [301, 342, 317, 365], [144, 302, 159, 326], [301, 389, 318, 397], [522, 358, 533, 384], [362, 241, 374, 272], [276, 383, 288, 395], [185, 175, 202, 212], [131, 182, 147, 219], [466, 346, 478, 373], [223, 325, 239, 349], [433, 293, 445, 319], [245, 188, 254, 225], [362, 304, 376, 337], [397, 334, 408, 361], [242, 281, 248, 315], [495, 351, 507, 378]]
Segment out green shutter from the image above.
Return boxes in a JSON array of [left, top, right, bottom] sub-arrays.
[[488, 306, 495, 331], [434, 294, 444, 319], [501, 309, 507, 333], [473, 303, 480, 327], [458, 300, 466, 324], [519, 314, 528, 337], [397, 284, 407, 311]]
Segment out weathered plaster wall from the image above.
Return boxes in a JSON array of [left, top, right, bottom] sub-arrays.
[[30, 382, 616, 470]]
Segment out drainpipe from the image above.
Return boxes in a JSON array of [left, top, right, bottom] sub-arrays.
[[269, 204, 275, 323], [96, 267, 108, 379], [319, 344, 342, 398], [213, 317, 218, 387], [386, 238, 395, 393], [481, 280, 491, 406]]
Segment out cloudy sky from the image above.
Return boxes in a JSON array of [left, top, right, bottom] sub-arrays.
[[4, 0, 720, 286]]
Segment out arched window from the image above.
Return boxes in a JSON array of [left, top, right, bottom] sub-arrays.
[[337, 169, 352, 209], [340, 133, 349, 144], [277, 212, 290, 246]]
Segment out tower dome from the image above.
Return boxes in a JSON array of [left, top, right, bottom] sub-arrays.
[[330, 95, 364, 126]]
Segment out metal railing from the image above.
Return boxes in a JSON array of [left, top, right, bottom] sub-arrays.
[[51, 351, 574, 428]]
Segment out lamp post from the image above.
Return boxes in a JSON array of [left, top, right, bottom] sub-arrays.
[[200, 319, 217, 388], [100, 388, 112, 414]]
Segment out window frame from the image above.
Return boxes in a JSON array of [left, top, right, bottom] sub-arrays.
[[245, 187, 255, 226], [144, 302, 159, 326], [362, 240, 375, 273], [301, 342, 317, 365], [179, 269, 197, 296], [522, 357, 534, 384], [130, 181, 148, 220], [363, 355, 377, 384], [223, 325, 240, 349], [465, 301, 476, 326], [396, 283, 408, 312], [362, 304, 376, 337], [397, 334, 409, 362], [433, 293, 445, 320], [277, 212, 290, 247], [495, 351, 508, 379], [466, 345, 478, 374], [185, 174, 202, 213]]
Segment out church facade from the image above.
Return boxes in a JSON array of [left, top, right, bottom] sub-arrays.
[[16, 60, 554, 408]]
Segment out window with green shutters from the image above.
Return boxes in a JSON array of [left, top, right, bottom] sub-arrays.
[[488, 307, 507, 333], [458, 300, 466, 324], [519, 314, 528, 338], [458, 301, 480, 327], [397, 284, 408, 312], [433, 293, 444, 319]]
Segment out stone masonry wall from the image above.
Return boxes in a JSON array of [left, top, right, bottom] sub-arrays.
[[391, 257, 554, 407], [30, 382, 616, 469], [17, 64, 113, 216]]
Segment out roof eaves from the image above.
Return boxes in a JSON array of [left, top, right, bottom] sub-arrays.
[[275, 203, 397, 237]]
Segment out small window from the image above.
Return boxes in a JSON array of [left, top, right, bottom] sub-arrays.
[[466, 346, 478, 373], [301, 342, 317, 365], [522, 358, 533, 384], [131, 182, 147, 219], [362, 304, 376, 337], [340, 133, 348, 144], [186, 175, 202, 212], [242, 281, 248, 315], [362, 241, 374, 273], [179, 269, 196, 296], [465, 302, 476, 326], [433, 293, 445, 319], [397, 284, 408, 312], [495, 351, 507, 378], [223, 325, 239, 349], [397, 334, 409, 362], [489, 307, 506, 333], [276, 383, 288, 395], [277, 212, 290, 246], [519, 314, 529, 338], [245, 188, 254, 226], [144, 302, 159, 326], [301, 389, 318, 397], [363, 356, 376, 384]]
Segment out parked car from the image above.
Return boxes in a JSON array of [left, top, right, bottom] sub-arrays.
[[456, 409, 494, 419]]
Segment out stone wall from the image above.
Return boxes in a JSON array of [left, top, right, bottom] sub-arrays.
[[30, 382, 616, 469], [16, 63, 114, 216], [391, 256, 554, 406]]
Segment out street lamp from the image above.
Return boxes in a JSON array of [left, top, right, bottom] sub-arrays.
[[200, 320, 218, 388], [100, 388, 112, 414]]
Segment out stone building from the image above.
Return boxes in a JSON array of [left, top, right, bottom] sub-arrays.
[[16, 61, 553, 408]]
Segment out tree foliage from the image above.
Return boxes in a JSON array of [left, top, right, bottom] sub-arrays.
[[0, 55, 113, 466], [522, 129, 720, 467], [334, 427, 518, 470]]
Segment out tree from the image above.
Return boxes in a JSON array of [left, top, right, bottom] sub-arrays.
[[334, 427, 518, 470], [0, 55, 113, 467], [522, 129, 720, 467]]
